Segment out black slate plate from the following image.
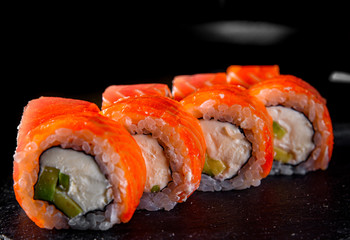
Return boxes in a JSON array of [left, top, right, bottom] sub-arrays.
[[1, 141, 349, 239]]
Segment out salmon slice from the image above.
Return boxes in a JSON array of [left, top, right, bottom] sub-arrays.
[[226, 65, 280, 88], [102, 83, 171, 109], [172, 66, 279, 101], [172, 72, 227, 101], [16, 97, 100, 153]]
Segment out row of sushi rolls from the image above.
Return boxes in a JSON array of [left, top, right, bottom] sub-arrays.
[[13, 65, 333, 230]]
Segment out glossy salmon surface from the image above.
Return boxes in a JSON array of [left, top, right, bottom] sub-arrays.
[[227, 65, 280, 88], [172, 72, 227, 101]]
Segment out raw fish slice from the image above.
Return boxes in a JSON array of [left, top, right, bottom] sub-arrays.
[[227, 65, 280, 88], [102, 83, 171, 109], [172, 73, 227, 101]]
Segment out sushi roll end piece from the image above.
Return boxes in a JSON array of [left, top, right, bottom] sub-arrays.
[[13, 97, 146, 230]]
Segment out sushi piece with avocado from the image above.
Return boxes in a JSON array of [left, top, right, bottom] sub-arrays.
[[180, 85, 274, 191], [101, 95, 206, 211], [250, 75, 334, 175], [13, 97, 146, 230]]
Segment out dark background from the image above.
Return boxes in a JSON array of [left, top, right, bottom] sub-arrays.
[[2, 2, 350, 239], [6, 2, 349, 170]]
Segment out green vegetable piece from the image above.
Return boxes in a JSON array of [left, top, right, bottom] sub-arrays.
[[59, 172, 70, 191], [53, 188, 83, 218], [274, 147, 293, 163], [203, 155, 214, 177], [151, 185, 160, 193], [202, 154, 226, 177], [34, 167, 59, 201], [273, 121, 287, 139], [34, 166, 82, 218]]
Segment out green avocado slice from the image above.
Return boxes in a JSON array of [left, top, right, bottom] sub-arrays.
[[53, 188, 83, 218], [34, 166, 83, 218], [274, 147, 293, 163], [58, 172, 70, 191], [34, 167, 59, 202], [203, 154, 226, 177], [273, 121, 287, 139], [150, 185, 160, 193]]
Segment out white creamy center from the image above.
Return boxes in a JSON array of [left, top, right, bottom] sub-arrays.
[[267, 106, 315, 165], [40, 147, 113, 213], [200, 119, 251, 180], [132, 134, 171, 192]]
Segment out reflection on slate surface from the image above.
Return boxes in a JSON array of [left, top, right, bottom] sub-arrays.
[[190, 21, 295, 45]]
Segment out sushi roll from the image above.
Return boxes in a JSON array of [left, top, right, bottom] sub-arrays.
[[13, 97, 146, 230], [101, 96, 206, 211], [226, 65, 280, 88], [249, 75, 334, 175], [102, 83, 172, 109], [172, 72, 227, 101], [180, 85, 273, 191]]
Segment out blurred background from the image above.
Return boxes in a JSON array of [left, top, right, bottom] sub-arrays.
[[3, 2, 349, 180]]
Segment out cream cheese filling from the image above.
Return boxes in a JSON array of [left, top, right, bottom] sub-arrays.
[[40, 147, 113, 213], [132, 134, 171, 192], [200, 119, 251, 180], [267, 106, 315, 165]]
